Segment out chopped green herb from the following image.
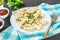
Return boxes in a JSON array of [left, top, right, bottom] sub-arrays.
[[27, 15, 34, 19], [7, 0, 24, 10]]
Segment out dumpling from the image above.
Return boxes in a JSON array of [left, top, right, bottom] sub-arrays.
[[40, 18, 47, 25], [26, 7, 36, 14]]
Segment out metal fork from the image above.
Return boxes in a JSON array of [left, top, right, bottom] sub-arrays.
[[44, 10, 58, 39]]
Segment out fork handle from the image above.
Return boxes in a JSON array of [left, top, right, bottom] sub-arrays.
[[44, 25, 52, 39]]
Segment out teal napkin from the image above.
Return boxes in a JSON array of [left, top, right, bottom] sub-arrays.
[[0, 3, 60, 40], [40, 3, 60, 37]]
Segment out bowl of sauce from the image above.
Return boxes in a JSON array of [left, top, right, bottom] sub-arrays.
[[0, 18, 4, 29], [0, 7, 9, 19]]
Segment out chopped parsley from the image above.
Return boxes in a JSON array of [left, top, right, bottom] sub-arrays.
[[27, 15, 34, 19]]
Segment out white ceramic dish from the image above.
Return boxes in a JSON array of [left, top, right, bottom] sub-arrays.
[[0, 18, 4, 29], [0, 7, 9, 19], [10, 6, 51, 34]]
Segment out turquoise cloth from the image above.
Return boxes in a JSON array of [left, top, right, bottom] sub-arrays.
[[0, 3, 60, 40]]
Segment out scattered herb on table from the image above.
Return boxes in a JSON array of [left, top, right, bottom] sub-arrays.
[[7, 0, 24, 10]]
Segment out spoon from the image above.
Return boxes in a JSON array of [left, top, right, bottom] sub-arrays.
[[44, 10, 58, 39]]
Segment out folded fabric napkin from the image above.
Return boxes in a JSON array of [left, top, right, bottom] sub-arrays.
[[0, 3, 60, 40]]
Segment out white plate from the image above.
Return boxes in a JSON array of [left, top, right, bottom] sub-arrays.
[[10, 6, 51, 34]]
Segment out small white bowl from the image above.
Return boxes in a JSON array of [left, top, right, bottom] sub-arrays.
[[0, 18, 4, 29], [0, 7, 9, 19]]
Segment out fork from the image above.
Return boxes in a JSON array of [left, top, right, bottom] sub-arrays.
[[44, 10, 58, 39]]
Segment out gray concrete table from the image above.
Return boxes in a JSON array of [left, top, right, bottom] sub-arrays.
[[0, 0, 60, 40]]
